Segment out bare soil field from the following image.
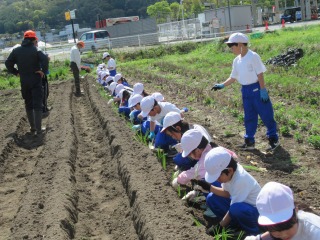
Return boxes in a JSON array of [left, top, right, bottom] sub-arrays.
[[0, 75, 319, 239]]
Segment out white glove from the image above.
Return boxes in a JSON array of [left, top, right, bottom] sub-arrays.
[[108, 99, 114, 105], [172, 143, 182, 153], [193, 184, 209, 193], [181, 190, 199, 201], [244, 236, 259, 240], [132, 124, 141, 132], [172, 178, 179, 189], [129, 111, 135, 122]]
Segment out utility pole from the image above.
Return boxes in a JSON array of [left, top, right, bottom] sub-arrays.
[[70, 9, 77, 43], [227, 0, 232, 31]]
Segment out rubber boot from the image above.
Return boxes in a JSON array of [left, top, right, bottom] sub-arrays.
[[26, 110, 36, 133], [34, 110, 45, 135]]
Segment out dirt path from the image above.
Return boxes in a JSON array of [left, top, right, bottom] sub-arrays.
[[72, 88, 138, 239], [0, 79, 208, 239]]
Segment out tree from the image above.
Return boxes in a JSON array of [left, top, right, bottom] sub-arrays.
[[170, 2, 180, 21], [147, 0, 172, 23]]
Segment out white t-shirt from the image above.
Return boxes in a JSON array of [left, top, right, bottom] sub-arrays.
[[291, 210, 320, 240], [192, 124, 212, 142], [222, 163, 261, 206], [150, 102, 181, 126], [230, 50, 267, 85], [70, 45, 81, 70], [107, 58, 116, 70]]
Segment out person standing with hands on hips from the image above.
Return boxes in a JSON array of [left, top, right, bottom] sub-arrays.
[[102, 52, 116, 76], [212, 32, 279, 151], [5, 30, 49, 136], [70, 41, 85, 96]]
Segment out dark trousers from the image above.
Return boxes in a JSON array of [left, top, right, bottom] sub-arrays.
[[20, 74, 43, 111], [42, 75, 49, 111], [70, 62, 81, 94]]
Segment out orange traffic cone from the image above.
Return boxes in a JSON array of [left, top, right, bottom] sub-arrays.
[[265, 21, 269, 31], [282, 19, 285, 28]]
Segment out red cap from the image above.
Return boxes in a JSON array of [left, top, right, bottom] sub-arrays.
[[24, 30, 38, 40], [77, 41, 85, 48]]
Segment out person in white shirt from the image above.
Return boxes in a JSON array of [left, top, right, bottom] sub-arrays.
[[102, 52, 116, 76], [245, 181, 320, 240], [193, 147, 261, 235], [212, 32, 279, 152], [70, 41, 84, 96], [140, 96, 182, 150]]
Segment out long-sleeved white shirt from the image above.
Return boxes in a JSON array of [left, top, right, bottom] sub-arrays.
[[70, 45, 81, 70]]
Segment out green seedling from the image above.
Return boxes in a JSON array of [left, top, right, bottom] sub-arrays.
[[156, 148, 167, 170], [192, 217, 202, 227]]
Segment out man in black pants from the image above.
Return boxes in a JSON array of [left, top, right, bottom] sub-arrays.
[[5, 30, 49, 136], [70, 41, 85, 96]]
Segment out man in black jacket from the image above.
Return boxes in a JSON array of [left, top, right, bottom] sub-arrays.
[[5, 30, 49, 136]]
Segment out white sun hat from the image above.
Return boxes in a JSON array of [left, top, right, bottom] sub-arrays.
[[161, 112, 182, 133], [226, 32, 249, 43], [204, 147, 232, 183], [181, 129, 203, 158], [140, 96, 155, 117], [133, 83, 144, 95], [128, 94, 143, 108], [102, 52, 110, 59], [151, 92, 164, 102], [257, 182, 295, 226]]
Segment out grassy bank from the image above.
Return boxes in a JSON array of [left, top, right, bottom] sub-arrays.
[[117, 25, 320, 149]]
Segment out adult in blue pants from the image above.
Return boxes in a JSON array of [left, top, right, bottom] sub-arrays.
[[212, 32, 279, 152]]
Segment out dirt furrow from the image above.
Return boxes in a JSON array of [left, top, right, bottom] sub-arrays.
[[0, 117, 44, 239], [72, 88, 138, 239]]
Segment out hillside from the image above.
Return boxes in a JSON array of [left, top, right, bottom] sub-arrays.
[[0, 0, 175, 34]]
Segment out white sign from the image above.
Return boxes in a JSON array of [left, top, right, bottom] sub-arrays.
[[70, 10, 76, 20]]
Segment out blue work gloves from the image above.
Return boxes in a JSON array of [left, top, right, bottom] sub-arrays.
[[182, 107, 188, 113], [211, 83, 224, 91], [260, 88, 269, 102], [148, 131, 155, 140]]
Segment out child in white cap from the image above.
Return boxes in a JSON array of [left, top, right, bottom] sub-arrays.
[[102, 52, 116, 76], [193, 146, 261, 235], [114, 73, 130, 87], [133, 83, 148, 97], [245, 181, 320, 240], [118, 88, 133, 118], [139, 96, 182, 150], [128, 94, 161, 134], [161, 112, 211, 171], [212, 32, 279, 152], [173, 129, 237, 217]]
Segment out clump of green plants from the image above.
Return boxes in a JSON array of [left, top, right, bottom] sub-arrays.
[[307, 135, 320, 149], [280, 125, 290, 136], [156, 148, 167, 170]]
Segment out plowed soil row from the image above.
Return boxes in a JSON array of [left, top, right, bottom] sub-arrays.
[[0, 78, 209, 239]]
